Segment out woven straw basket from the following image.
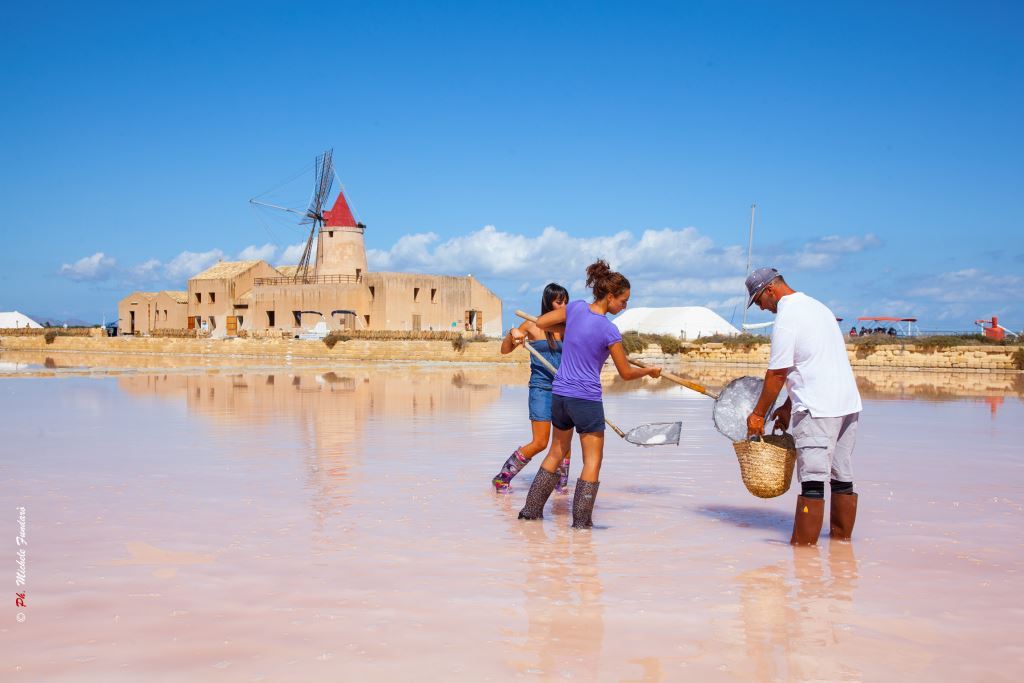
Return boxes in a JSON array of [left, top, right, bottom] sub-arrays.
[[732, 432, 797, 499]]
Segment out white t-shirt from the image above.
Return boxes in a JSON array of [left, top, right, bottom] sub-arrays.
[[768, 292, 862, 417]]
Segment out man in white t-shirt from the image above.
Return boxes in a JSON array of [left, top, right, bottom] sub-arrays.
[[744, 267, 862, 546]]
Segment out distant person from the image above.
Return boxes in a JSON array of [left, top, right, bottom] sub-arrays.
[[849, 327, 857, 338], [859, 326, 868, 336], [493, 283, 571, 494], [517, 259, 661, 528], [744, 267, 862, 546]]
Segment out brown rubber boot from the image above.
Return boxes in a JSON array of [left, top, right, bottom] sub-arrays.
[[518, 468, 560, 520], [830, 492, 858, 540], [571, 479, 600, 529], [790, 495, 825, 546]]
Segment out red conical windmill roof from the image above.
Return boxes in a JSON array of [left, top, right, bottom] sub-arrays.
[[323, 188, 356, 227]]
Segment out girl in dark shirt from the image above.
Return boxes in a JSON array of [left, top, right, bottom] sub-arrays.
[[493, 283, 571, 493]]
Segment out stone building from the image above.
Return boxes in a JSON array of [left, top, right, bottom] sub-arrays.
[[118, 292, 156, 335], [187, 260, 282, 335], [123, 187, 502, 337], [153, 291, 189, 331], [118, 291, 189, 335]]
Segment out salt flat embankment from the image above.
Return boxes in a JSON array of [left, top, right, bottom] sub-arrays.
[[1, 334, 1020, 371]]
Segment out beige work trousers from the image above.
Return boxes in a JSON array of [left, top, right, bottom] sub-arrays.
[[790, 410, 859, 484]]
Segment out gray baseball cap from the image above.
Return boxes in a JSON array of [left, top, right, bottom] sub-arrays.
[[745, 267, 780, 308]]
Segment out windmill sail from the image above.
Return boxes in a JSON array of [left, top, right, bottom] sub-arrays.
[[296, 149, 334, 281]]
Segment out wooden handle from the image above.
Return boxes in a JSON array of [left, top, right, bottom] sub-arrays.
[[629, 359, 719, 399], [604, 417, 627, 438], [521, 339, 558, 374], [515, 309, 537, 322]]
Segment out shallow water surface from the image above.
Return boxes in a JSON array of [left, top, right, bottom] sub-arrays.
[[2, 366, 1022, 681]]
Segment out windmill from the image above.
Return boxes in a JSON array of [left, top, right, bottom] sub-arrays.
[[249, 149, 335, 282]]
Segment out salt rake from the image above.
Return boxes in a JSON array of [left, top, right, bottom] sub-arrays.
[[514, 313, 681, 447]]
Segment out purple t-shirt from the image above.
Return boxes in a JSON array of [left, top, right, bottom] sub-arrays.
[[552, 300, 622, 402]]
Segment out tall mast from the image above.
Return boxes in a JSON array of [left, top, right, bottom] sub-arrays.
[[741, 203, 757, 329]]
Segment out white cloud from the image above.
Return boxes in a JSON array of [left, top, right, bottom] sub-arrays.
[[58, 252, 117, 281], [906, 268, 1023, 304], [164, 249, 226, 280], [367, 225, 888, 324], [787, 233, 881, 270], [809, 234, 881, 253], [367, 225, 745, 280], [279, 240, 312, 266], [237, 243, 277, 261], [702, 295, 747, 309], [128, 258, 163, 281]]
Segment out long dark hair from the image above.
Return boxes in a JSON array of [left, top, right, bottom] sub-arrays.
[[585, 259, 630, 300], [540, 282, 569, 350]]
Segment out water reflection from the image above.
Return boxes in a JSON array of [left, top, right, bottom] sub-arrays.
[[4, 365, 1022, 680], [725, 543, 861, 681], [116, 368, 507, 539], [508, 513, 605, 679]]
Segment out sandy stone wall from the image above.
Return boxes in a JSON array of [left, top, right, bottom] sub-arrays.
[[0, 325, 103, 335], [619, 362, 1024, 400], [635, 342, 1020, 371], [2, 335, 1020, 370], [0, 334, 520, 364]]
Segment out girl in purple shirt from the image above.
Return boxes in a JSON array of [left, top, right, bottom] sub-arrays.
[[517, 259, 661, 528]]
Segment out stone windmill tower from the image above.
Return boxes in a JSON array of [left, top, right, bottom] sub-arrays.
[[250, 148, 367, 282], [316, 186, 367, 280]]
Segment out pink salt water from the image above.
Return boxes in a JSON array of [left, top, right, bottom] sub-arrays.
[[1, 364, 1022, 681]]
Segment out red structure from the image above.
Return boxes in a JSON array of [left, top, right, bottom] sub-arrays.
[[975, 316, 1005, 341], [323, 188, 357, 228]]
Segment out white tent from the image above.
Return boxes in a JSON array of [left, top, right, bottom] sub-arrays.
[[612, 306, 738, 340], [0, 311, 42, 329]]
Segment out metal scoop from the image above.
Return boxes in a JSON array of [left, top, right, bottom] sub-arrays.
[[520, 338, 682, 447], [604, 417, 682, 447]]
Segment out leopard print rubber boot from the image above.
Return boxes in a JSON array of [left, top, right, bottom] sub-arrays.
[[571, 479, 601, 529], [518, 468, 561, 520]]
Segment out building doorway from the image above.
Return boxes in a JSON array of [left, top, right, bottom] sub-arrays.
[[464, 310, 482, 332]]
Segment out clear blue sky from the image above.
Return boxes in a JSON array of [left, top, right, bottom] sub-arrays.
[[2, 1, 1021, 330]]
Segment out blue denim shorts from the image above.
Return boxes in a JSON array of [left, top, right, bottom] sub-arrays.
[[551, 394, 605, 434], [528, 386, 554, 422]]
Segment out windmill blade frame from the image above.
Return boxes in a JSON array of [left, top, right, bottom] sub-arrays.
[[296, 149, 334, 280], [247, 148, 337, 283], [308, 149, 334, 220]]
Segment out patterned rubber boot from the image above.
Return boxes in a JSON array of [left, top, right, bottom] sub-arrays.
[[492, 449, 529, 493], [571, 479, 601, 529], [555, 456, 572, 494], [518, 468, 561, 520]]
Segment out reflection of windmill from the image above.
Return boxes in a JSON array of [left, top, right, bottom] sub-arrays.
[[250, 149, 335, 282]]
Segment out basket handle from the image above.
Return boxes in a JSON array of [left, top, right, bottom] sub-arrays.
[[749, 423, 786, 442]]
